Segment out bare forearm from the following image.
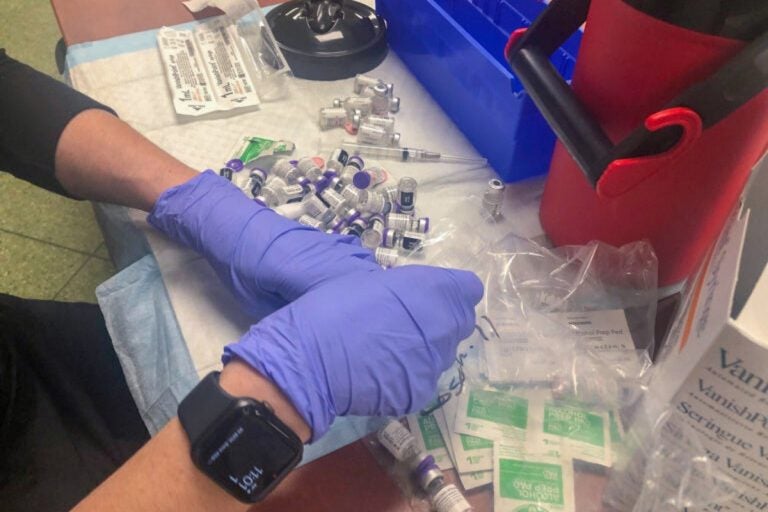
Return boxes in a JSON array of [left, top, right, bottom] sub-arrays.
[[54, 109, 198, 212], [73, 361, 310, 512]]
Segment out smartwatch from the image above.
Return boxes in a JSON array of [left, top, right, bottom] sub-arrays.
[[178, 371, 303, 503]]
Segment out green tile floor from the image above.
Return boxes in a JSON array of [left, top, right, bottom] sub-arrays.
[[1, 0, 116, 303]]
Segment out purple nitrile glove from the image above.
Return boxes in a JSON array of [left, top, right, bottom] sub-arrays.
[[148, 170, 380, 317], [223, 265, 484, 441]]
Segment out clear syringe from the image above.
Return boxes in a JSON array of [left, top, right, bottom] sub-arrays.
[[341, 141, 488, 165]]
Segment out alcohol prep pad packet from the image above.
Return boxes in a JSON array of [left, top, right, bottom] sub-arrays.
[[493, 444, 575, 512]]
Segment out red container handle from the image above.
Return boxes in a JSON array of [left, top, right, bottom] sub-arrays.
[[504, 0, 768, 194]]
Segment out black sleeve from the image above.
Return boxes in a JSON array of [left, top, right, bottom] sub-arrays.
[[0, 49, 116, 198]]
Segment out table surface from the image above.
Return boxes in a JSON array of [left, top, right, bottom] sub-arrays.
[[48, 1, 475, 511], [48, 1, 642, 510]]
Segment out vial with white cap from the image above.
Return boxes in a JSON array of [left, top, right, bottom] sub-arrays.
[[482, 178, 505, 219], [375, 247, 399, 268], [397, 177, 417, 214], [353, 166, 388, 189], [371, 83, 391, 116], [357, 124, 401, 147]]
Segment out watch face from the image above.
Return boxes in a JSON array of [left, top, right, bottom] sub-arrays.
[[194, 403, 302, 502]]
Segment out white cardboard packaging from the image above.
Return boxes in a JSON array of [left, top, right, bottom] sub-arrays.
[[649, 203, 768, 512]]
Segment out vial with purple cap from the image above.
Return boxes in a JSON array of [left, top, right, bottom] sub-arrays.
[[353, 166, 388, 190]]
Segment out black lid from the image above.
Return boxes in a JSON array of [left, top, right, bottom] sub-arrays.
[[624, 0, 768, 40], [266, 0, 388, 81]]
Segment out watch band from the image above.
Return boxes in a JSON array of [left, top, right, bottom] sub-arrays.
[[178, 371, 234, 445]]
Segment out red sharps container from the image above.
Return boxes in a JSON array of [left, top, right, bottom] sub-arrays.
[[505, 0, 768, 286]]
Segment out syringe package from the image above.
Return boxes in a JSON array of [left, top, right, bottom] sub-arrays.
[[157, 2, 291, 118]]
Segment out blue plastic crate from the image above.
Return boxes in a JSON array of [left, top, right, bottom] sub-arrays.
[[376, 0, 581, 182]]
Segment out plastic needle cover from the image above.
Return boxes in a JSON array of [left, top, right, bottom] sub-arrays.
[[342, 142, 488, 165]]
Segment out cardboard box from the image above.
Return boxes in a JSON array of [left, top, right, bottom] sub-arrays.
[[649, 202, 768, 512]]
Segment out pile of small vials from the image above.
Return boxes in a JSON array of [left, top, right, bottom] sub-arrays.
[[378, 419, 473, 512], [319, 74, 402, 147], [218, 148, 430, 268]]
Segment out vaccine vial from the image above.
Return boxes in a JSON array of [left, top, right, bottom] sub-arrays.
[[326, 148, 349, 174], [243, 168, 267, 197], [398, 231, 425, 252], [319, 107, 360, 131], [382, 228, 398, 248], [365, 115, 396, 134], [342, 218, 368, 238], [361, 216, 385, 249], [386, 212, 413, 232], [357, 123, 401, 147], [378, 419, 419, 461], [430, 484, 473, 512], [380, 184, 399, 204], [347, 155, 365, 171], [354, 74, 384, 94], [340, 96, 373, 117], [225, 159, 244, 172], [298, 214, 324, 229], [280, 184, 305, 204], [327, 214, 346, 233], [397, 177, 418, 214], [296, 158, 325, 182], [340, 184, 368, 207], [219, 167, 234, 181], [271, 159, 302, 184], [340, 165, 361, 184], [359, 191, 392, 216], [353, 166, 388, 189], [389, 96, 401, 114], [482, 178, 505, 219], [375, 247, 399, 268], [371, 83, 391, 115], [342, 207, 361, 223], [319, 188, 349, 214]]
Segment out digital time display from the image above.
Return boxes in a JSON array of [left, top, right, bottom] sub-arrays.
[[197, 408, 301, 501]]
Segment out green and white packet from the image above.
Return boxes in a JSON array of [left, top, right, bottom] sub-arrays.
[[405, 413, 454, 470], [434, 398, 492, 490], [528, 400, 612, 467], [442, 396, 494, 471], [453, 388, 533, 444], [494, 443, 575, 512]]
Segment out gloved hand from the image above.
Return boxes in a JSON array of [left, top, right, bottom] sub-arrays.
[[148, 170, 380, 317], [223, 265, 483, 441]]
